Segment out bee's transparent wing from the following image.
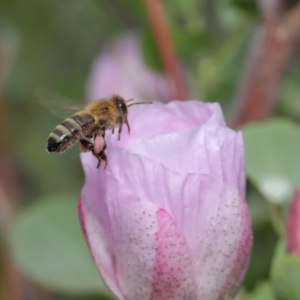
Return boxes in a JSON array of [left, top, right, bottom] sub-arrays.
[[35, 87, 85, 119]]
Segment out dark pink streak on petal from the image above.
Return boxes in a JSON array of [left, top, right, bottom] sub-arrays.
[[287, 187, 300, 256], [150, 208, 197, 300]]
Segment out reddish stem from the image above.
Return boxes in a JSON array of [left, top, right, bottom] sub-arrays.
[[144, 0, 187, 100], [231, 1, 300, 127]]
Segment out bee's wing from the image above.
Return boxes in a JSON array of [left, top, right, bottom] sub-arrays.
[[35, 87, 85, 119]]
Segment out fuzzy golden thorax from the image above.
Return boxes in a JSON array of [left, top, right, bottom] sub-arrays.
[[85, 95, 129, 130]]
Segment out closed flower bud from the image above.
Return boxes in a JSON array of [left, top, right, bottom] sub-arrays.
[[79, 100, 252, 300]]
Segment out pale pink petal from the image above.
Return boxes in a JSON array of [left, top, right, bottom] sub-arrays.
[[108, 101, 243, 197], [108, 101, 225, 149], [80, 153, 159, 299]]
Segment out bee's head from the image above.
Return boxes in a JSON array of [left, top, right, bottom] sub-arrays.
[[113, 95, 128, 116], [113, 95, 152, 117]]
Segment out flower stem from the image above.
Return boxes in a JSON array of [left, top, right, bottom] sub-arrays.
[[231, 1, 300, 127], [144, 0, 187, 100], [269, 203, 285, 238]]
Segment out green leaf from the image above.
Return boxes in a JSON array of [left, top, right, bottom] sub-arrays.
[[173, 30, 210, 61], [141, 28, 163, 72], [10, 195, 114, 297], [247, 184, 270, 230], [229, 0, 258, 15], [251, 282, 275, 300], [272, 255, 300, 300], [242, 119, 300, 204], [243, 223, 277, 290]]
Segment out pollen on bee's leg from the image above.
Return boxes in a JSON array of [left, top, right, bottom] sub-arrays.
[[94, 135, 105, 154]]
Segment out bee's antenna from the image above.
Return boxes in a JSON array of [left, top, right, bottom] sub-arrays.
[[128, 102, 152, 107], [126, 98, 134, 103]]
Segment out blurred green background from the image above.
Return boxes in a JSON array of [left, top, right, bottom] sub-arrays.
[[1, 0, 300, 299]]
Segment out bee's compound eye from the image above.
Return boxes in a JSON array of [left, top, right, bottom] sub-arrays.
[[117, 100, 127, 114]]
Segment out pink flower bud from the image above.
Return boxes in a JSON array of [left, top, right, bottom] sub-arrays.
[[79, 100, 253, 300], [86, 34, 175, 103], [287, 187, 300, 256]]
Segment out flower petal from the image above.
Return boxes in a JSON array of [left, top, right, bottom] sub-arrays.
[[80, 153, 199, 300], [80, 139, 251, 299], [108, 101, 226, 149], [113, 102, 244, 196]]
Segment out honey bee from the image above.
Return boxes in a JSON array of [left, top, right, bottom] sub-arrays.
[[36, 88, 151, 168]]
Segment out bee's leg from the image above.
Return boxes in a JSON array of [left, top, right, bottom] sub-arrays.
[[80, 139, 105, 168], [124, 118, 130, 135], [93, 131, 108, 169], [112, 128, 115, 134], [97, 145, 107, 169], [117, 117, 130, 140], [118, 125, 122, 140], [92, 147, 107, 169], [99, 131, 108, 169], [117, 117, 123, 141], [93, 144, 107, 169], [80, 139, 94, 152]]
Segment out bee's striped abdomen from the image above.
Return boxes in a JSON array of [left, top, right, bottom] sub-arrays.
[[47, 112, 95, 153]]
